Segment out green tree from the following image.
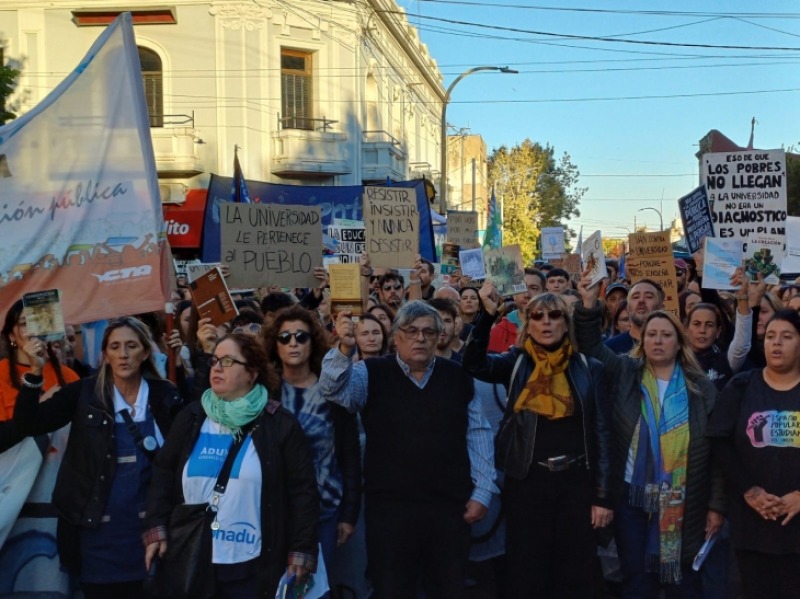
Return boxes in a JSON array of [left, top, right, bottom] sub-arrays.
[[488, 139, 586, 263], [0, 47, 21, 125]]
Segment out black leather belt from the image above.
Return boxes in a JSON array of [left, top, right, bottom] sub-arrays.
[[535, 454, 585, 472]]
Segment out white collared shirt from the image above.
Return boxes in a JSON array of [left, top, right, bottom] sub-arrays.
[[112, 379, 164, 446]]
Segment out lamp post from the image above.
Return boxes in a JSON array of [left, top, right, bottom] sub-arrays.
[[638, 207, 663, 231], [439, 66, 518, 215]]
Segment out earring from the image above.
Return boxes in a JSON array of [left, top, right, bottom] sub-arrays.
[[9, 340, 16, 348]]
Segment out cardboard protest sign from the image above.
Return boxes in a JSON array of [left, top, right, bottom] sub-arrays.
[[484, 245, 526, 297], [626, 231, 679, 316], [678, 186, 714, 254], [548, 254, 582, 276], [363, 186, 419, 268], [541, 227, 565, 260], [581, 231, 607, 288], [221, 203, 322, 289], [704, 150, 787, 263], [447, 211, 480, 249]]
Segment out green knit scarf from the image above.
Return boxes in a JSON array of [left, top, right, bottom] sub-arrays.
[[201, 383, 268, 440]]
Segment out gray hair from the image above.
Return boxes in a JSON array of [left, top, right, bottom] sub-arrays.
[[391, 300, 443, 338]]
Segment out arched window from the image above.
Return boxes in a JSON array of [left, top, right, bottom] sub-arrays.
[[138, 47, 163, 128]]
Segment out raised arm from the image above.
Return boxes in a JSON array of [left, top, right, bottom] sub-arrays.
[[461, 279, 518, 384], [318, 311, 369, 412], [574, 272, 626, 371], [727, 268, 753, 373]]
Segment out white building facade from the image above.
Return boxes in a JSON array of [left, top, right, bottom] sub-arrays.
[[1, 0, 445, 244]]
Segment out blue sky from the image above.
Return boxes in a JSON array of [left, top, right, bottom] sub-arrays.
[[397, 0, 800, 239]]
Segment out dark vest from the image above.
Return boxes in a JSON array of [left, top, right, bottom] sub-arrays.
[[363, 356, 473, 504]]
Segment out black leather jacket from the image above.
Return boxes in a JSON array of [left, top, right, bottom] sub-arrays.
[[462, 311, 613, 506]]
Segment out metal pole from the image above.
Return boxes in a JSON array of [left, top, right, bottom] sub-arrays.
[[638, 207, 663, 231], [439, 66, 517, 214]]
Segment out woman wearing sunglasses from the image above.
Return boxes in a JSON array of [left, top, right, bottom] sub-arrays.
[[462, 282, 612, 598], [144, 333, 319, 597], [575, 273, 724, 597], [261, 306, 361, 574]]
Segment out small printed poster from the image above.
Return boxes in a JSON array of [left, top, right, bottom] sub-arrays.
[[484, 244, 526, 297], [702, 238, 742, 290], [541, 227, 565, 259], [458, 248, 486, 280], [581, 230, 606, 288], [744, 235, 783, 285], [22, 289, 66, 342]]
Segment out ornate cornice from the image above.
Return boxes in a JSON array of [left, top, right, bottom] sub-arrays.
[[209, 2, 271, 31]]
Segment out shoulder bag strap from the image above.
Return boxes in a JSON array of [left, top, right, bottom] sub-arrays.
[[213, 421, 258, 495], [119, 408, 158, 459]]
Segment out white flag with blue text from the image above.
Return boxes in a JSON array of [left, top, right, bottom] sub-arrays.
[[0, 12, 169, 323]]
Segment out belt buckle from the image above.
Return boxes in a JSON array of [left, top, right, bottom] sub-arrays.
[[547, 455, 569, 472]]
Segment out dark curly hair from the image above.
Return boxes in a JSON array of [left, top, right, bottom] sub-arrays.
[[261, 305, 330, 377], [2, 299, 68, 391]]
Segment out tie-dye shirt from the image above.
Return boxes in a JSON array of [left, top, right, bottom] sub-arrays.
[[281, 381, 343, 519]]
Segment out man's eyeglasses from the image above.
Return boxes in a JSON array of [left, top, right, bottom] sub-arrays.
[[398, 326, 437, 340], [208, 355, 248, 368], [528, 309, 564, 321], [276, 330, 311, 345], [233, 323, 262, 335], [382, 284, 403, 292]]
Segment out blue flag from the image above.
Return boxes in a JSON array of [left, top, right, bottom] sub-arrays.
[[483, 186, 502, 249], [232, 148, 252, 204]]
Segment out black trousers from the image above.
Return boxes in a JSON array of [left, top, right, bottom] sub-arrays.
[[736, 549, 800, 599], [81, 581, 143, 599], [503, 464, 598, 598], [365, 497, 470, 599]]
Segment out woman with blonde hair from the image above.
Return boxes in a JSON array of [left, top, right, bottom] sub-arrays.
[[10, 316, 182, 598], [575, 277, 725, 597], [463, 282, 612, 597]]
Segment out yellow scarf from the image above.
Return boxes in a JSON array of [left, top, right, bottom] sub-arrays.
[[513, 338, 574, 418]]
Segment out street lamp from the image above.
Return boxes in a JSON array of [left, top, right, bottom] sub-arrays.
[[638, 207, 663, 231], [439, 66, 518, 215]]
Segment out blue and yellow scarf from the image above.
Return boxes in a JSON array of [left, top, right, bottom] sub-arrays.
[[629, 365, 690, 584]]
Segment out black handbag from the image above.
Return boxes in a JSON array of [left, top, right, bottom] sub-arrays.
[[160, 503, 216, 598], [158, 429, 252, 598]]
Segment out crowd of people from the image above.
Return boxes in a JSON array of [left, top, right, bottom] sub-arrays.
[[1, 248, 800, 599]]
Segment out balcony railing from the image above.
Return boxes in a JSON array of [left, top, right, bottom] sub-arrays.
[[278, 114, 338, 132]]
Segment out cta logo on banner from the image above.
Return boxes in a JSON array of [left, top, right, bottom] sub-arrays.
[[0, 13, 169, 324]]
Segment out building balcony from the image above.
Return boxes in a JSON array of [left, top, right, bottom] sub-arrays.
[[271, 116, 351, 178], [361, 130, 407, 183], [151, 114, 205, 178]]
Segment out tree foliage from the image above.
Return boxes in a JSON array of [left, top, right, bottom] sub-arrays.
[[488, 139, 586, 263], [0, 48, 20, 125]]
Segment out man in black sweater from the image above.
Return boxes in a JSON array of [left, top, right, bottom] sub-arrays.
[[320, 301, 497, 599]]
